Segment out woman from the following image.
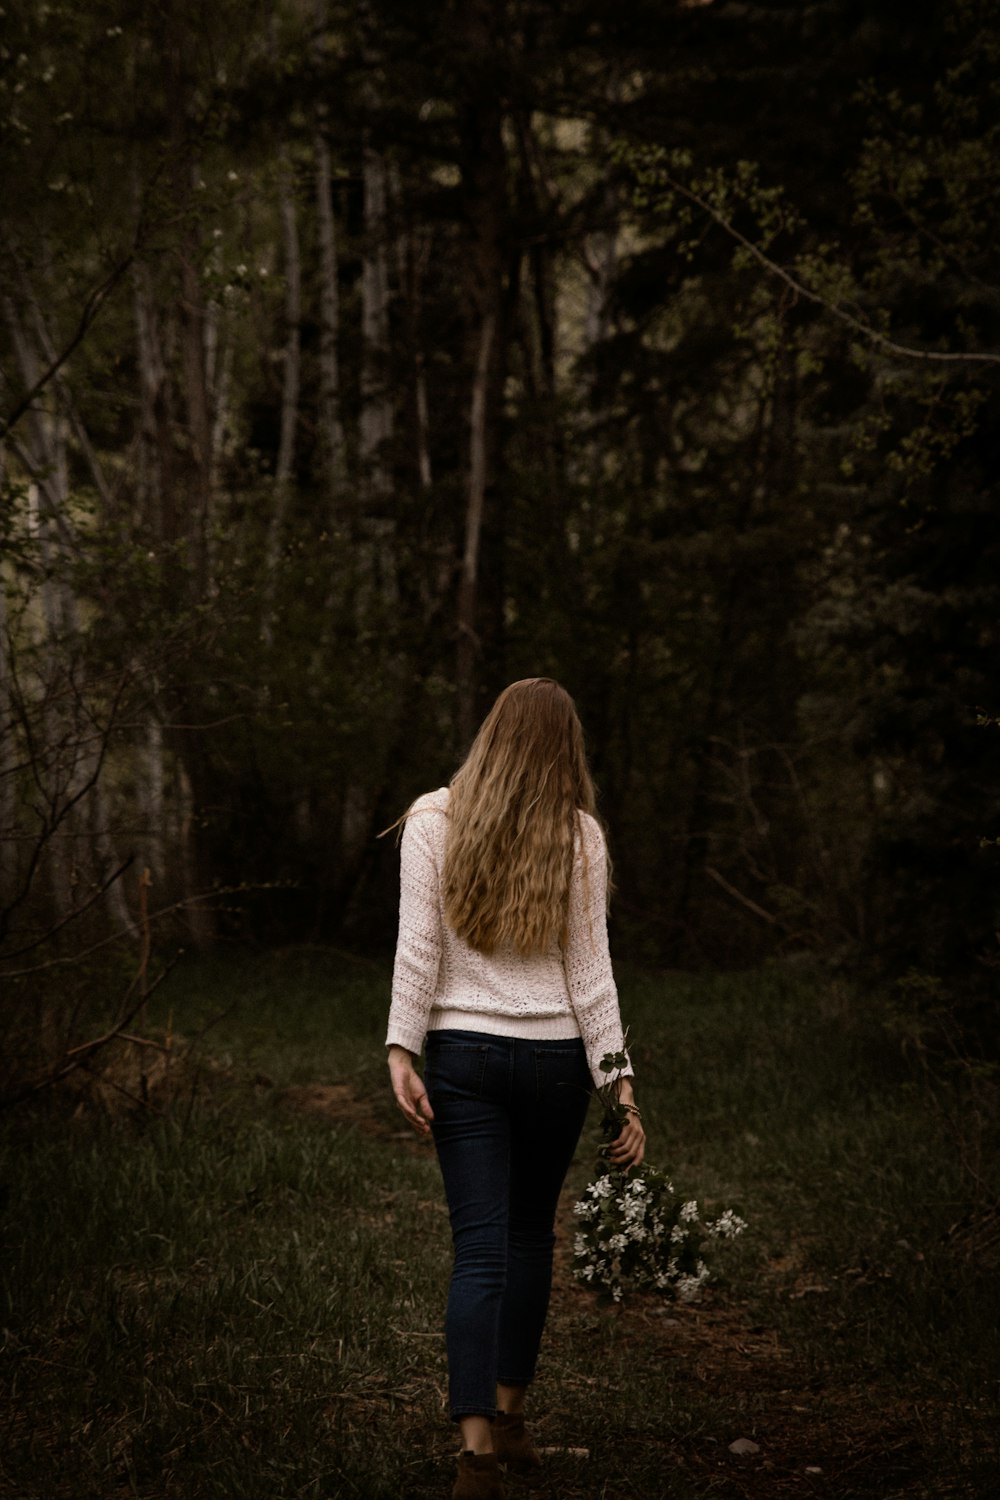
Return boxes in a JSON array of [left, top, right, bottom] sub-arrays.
[[386, 678, 644, 1500]]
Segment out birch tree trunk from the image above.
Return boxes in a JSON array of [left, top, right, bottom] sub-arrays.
[[584, 225, 617, 349]]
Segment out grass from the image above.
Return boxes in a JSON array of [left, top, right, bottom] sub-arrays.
[[0, 950, 997, 1498]]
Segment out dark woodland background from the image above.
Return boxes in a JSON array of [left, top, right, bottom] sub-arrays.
[[2, 0, 999, 1076], [3, 7, 1000, 1496]]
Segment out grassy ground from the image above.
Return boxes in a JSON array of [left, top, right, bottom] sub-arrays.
[[0, 950, 996, 1499]]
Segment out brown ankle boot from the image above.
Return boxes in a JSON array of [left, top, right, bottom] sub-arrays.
[[492, 1413, 543, 1483], [453, 1449, 505, 1500]]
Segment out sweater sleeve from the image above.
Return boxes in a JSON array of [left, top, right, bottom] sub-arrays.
[[385, 806, 443, 1056], [563, 813, 633, 1088]]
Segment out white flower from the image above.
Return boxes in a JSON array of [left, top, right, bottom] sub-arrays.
[[676, 1268, 710, 1302], [573, 1163, 746, 1307], [710, 1209, 747, 1240]]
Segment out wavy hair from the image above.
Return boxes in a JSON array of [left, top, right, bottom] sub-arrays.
[[441, 678, 605, 955]]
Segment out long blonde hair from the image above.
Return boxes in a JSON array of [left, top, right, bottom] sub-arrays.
[[442, 678, 604, 955]]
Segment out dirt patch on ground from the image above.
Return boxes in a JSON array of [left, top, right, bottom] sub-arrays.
[[276, 1078, 423, 1150]]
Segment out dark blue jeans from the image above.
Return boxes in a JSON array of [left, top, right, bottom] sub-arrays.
[[424, 1029, 593, 1420]]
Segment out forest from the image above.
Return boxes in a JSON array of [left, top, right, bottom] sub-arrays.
[[2, 3, 999, 1497], [3, 0, 999, 1015]]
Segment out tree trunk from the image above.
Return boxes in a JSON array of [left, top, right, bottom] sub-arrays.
[[453, 1, 510, 744], [359, 139, 394, 498], [0, 460, 16, 910], [4, 295, 78, 666], [389, 160, 432, 490], [457, 310, 496, 747], [132, 255, 168, 533], [275, 156, 301, 489], [264, 153, 302, 597], [314, 130, 346, 497], [9, 346, 135, 938], [142, 704, 167, 889], [178, 236, 212, 593]]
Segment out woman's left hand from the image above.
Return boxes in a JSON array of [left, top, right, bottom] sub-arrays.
[[607, 1079, 645, 1169], [387, 1044, 435, 1137]]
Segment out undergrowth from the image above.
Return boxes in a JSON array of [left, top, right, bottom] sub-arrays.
[[0, 951, 996, 1498]]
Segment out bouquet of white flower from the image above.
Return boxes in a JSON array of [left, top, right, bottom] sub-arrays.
[[571, 1045, 747, 1304]]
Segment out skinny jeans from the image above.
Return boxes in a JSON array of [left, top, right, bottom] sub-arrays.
[[424, 1029, 593, 1421]]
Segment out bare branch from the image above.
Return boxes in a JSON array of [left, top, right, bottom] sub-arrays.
[[0, 254, 137, 439], [0, 953, 180, 1111], [654, 166, 1000, 368], [0, 857, 134, 961], [704, 863, 780, 926]]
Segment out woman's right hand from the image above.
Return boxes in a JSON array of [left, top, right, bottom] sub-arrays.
[[387, 1044, 435, 1137]]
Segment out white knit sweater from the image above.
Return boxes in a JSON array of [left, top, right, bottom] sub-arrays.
[[385, 787, 631, 1087]]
